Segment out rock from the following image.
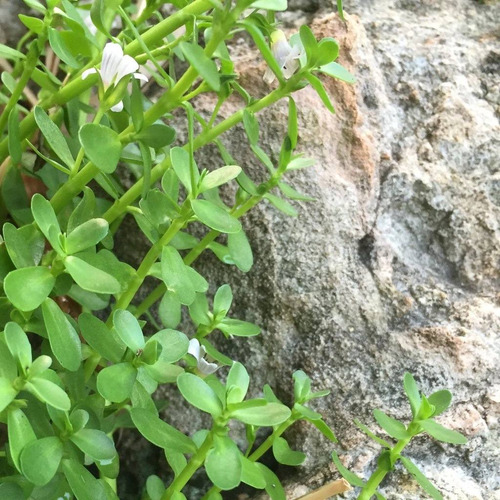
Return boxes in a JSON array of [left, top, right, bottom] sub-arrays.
[[151, 1, 499, 498], [114, 0, 500, 498], [0, 0, 28, 46]]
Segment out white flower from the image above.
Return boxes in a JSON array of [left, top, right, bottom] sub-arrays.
[[187, 339, 218, 376], [264, 30, 302, 85], [82, 43, 148, 112]]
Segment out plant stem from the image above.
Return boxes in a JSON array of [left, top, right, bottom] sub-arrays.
[[50, 3, 261, 215], [134, 165, 284, 318], [110, 207, 191, 315], [357, 438, 410, 500], [0, 0, 214, 163], [0, 40, 42, 134], [102, 82, 291, 225], [162, 430, 214, 500]]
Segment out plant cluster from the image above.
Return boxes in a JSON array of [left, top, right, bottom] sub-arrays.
[[0, 0, 465, 499]]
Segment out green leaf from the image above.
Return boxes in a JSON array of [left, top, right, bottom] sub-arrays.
[[213, 284, 232, 316], [161, 246, 196, 305], [159, 291, 182, 328], [170, 147, 197, 194], [243, 110, 259, 146], [191, 199, 241, 234], [177, 372, 223, 417], [0, 483, 24, 499], [3, 222, 45, 268], [34, 106, 74, 168], [0, 43, 26, 61], [205, 436, 242, 490], [70, 429, 116, 461], [241, 456, 266, 489], [419, 420, 467, 444], [331, 451, 364, 487], [113, 309, 145, 354], [7, 408, 37, 473], [136, 124, 176, 149], [299, 25, 318, 66], [231, 402, 291, 426], [19, 14, 44, 34], [31, 193, 63, 253], [264, 193, 298, 216], [79, 313, 126, 363], [400, 457, 443, 500], [404, 372, 421, 418], [79, 124, 122, 174], [318, 62, 355, 84], [288, 97, 298, 149], [180, 42, 220, 92], [8, 109, 22, 165], [278, 182, 315, 201], [427, 390, 452, 417], [226, 362, 249, 404], [218, 318, 261, 337], [0, 376, 17, 412], [255, 463, 286, 500], [42, 297, 81, 371], [373, 409, 410, 440], [97, 363, 137, 403], [48, 28, 81, 67], [251, 0, 287, 9], [200, 165, 242, 192], [243, 22, 283, 83], [64, 256, 121, 294], [309, 418, 337, 442], [353, 419, 391, 448], [20, 436, 63, 486], [23, 0, 47, 13], [0, 335, 17, 380], [305, 72, 335, 113], [68, 187, 96, 233], [316, 38, 339, 66], [146, 475, 166, 500], [130, 408, 196, 454], [4, 322, 32, 371], [62, 459, 109, 500], [273, 437, 306, 466], [293, 370, 311, 401], [4, 267, 56, 311], [149, 329, 189, 364], [227, 229, 253, 273], [25, 377, 71, 411], [65, 218, 109, 254]]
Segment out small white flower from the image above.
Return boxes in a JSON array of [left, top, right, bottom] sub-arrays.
[[264, 30, 302, 85], [82, 43, 148, 112], [187, 339, 218, 376]]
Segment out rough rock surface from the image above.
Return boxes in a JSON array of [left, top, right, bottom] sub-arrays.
[[153, 0, 499, 498]]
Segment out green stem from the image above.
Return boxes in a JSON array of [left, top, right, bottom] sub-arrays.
[[162, 430, 214, 500], [0, 0, 214, 163], [103, 82, 291, 225], [110, 207, 191, 315], [358, 438, 410, 500], [0, 40, 41, 134], [134, 167, 283, 318], [50, 3, 256, 215]]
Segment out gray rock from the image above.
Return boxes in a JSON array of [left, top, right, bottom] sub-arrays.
[[116, 0, 500, 498], [158, 1, 499, 498], [0, 0, 28, 46]]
